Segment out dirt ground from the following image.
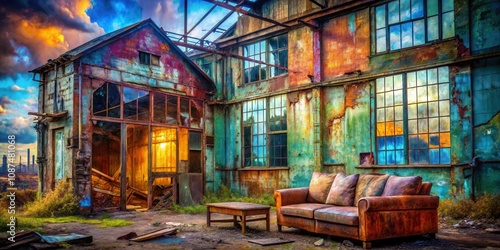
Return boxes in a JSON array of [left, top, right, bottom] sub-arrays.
[[32, 210, 500, 250]]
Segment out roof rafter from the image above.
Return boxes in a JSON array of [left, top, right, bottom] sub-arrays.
[[309, 0, 326, 9], [202, 0, 290, 28]]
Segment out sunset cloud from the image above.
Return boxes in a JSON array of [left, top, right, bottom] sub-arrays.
[[0, 96, 15, 116]]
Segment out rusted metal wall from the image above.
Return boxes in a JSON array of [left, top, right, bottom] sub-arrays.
[[207, 0, 500, 200]]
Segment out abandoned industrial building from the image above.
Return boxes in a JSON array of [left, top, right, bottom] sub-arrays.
[[30, 0, 499, 214]]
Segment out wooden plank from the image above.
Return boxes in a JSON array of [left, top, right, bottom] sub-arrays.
[[129, 228, 177, 242], [248, 238, 294, 246]]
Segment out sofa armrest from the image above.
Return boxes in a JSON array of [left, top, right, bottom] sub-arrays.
[[274, 187, 309, 207], [358, 195, 439, 212]]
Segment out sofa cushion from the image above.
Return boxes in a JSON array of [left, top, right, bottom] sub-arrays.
[[419, 182, 433, 195], [325, 172, 359, 206], [314, 206, 359, 226], [353, 174, 390, 206], [306, 172, 337, 203], [281, 203, 333, 219], [382, 175, 422, 196]]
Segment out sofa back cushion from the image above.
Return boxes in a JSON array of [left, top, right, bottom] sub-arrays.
[[306, 172, 337, 203], [325, 172, 359, 206], [353, 173, 390, 206], [382, 175, 423, 196], [419, 182, 433, 195]]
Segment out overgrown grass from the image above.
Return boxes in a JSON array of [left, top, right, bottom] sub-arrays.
[[169, 185, 275, 214], [439, 194, 500, 220], [23, 181, 80, 217]]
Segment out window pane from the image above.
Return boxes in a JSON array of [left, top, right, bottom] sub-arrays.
[[153, 94, 166, 123], [442, 12, 455, 39], [376, 29, 387, 53], [93, 84, 107, 114], [139, 51, 150, 64], [439, 100, 450, 116], [376, 78, 385, 93], [429, 118, 439, 133], [439, 83, 449, 99], [428, 101, 439, 116], [413, 19, 425, 45], [409, 119, 418, 134], [377, 109, 385, 122], [123, 87, 137, 119], [427, 0, 438, 16], [407, 72, 416, 87], [438, 67, 449, 83], [390, 25, 402, 50], [400, 0, 411, 22], [408, 104, 417, 119], [427, 68, 438, 84], [394, 90, 403, 105], [180, 98, 190, 127], [137, 91, 150, 121], [440, 117, 450, 131], [108, 83, 120, 108], [401, 22, 413, 48], [388, 1, 400, 24], [279, 35, 288, 48], [395, 106, 403, 120], [167, 96, 178, 125], [440, 148, 451, 164], [408, 88, 417, 104], [108, 107, 120, 118], [376, 5, 386, 29], [442, 0, 454, 12], [428, 85, 438, 101], [394, 74, 403, 89], [151, 55, 160, 66], [411, 0, 424, 19], [427, 16, 439, 41]]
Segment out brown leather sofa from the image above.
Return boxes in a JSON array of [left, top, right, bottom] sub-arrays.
[[274, 173, 439, 249]]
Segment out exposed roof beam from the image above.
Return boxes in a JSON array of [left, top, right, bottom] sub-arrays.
[[309, 0, 326, 9], [200, 8, 235, 40], [185, 4, 217, 37], [298, 19, 319, 30], [172, 40, 292, 72], [202, 0, 290, 28]]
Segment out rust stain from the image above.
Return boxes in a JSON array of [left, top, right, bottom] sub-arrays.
[[456, 36, 470, 58], [345, 83, 365, 109]]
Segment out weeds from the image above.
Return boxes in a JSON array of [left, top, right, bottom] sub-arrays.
[[169, 185, 275, 214], [23, 181, 80, 217], [439, 194, 500, 220]]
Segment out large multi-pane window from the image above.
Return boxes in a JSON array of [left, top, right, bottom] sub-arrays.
[[243, 34, 288, 84], [243, 94, 287, 167], [374, 0, 455, 53], [376, 66, 451, 165]]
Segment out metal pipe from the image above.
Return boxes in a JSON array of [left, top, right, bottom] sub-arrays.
[[78, 60, 83, 154]]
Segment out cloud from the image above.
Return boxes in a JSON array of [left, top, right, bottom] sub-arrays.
[[11, 85, 25, 91], [0, 96, 15, 116], [87, 0, 142, 33], [0, 0, 105, 78], [138, 0, 183, 34], [0, 116, 37, 144]]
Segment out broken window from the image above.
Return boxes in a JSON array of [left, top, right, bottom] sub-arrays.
[[123, 87, 150, 121], [190, 99, 203, 129], [54, 129, 65, 180], [243, 34, 288, 84], [243, 94, 288, 167], [139, 51, 160, 66], [374, 0, 454, 53], [180, 98, 190, 127], [376, 66, 450, 165], [93, 83, 121, 118], [167, 95, 178, 125]]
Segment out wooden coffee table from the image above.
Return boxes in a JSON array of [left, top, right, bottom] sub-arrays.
[[206, 202, 271, 234]]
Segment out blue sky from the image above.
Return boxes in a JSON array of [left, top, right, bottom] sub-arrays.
[[0, 0, 237, 161]]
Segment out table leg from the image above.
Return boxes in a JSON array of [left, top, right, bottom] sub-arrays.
[[241, 213, 246, 234], [233, 215, 238, 227], [266, 210, 270, 231], [207, 208, 211, 227]]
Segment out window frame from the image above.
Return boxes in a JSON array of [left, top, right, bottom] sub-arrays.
[[139, 51, 160, 66], [375, 66, 451, 166], [373, 0, 455, 54], [242, 94, 288, 168], [242, 34, 288, 84]]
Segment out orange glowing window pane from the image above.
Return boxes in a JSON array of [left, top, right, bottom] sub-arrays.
[[440, 132, 451, 147], [377, 123, 386, 136], [386, 122, 395, 136], [394, 121, 404, 135]]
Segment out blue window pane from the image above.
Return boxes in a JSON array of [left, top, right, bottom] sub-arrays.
[[413, 19, 425, 45], [419, 149, 429, 164], [409, 150, 418, 164], [418, 134, 429, 148], [442, 12, 455, 39], [411, 0, 423, 19], [429, 149, 440, 164], [400, 0, 411, 22], [376, 29, 387, 53], [409, 135, 419, 148], [395, 135, 404, 149], [378, 151, 387, 165], [386, 136, 395, 150], [440, 148, 451, 164], [376, 5, 386, 29], [388, 1, 400, 24], [377, 137, 386, 150], [401, 22, 413, 48], [430, 134, 440, 147], [390, 25, 401, 50], [395, 150, 405, 164], [387, 151, 395, 165]]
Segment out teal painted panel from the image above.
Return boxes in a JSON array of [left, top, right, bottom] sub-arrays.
[[322, 86, 345, 165], [450, 67, 473, 164], [288, 91, 316, 187], [471, 0, 500, 53]]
